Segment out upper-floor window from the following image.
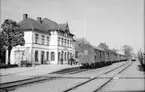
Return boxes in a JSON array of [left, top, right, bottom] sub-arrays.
[[70, 40, 72, 47], [61, 38, 63, 46], [47, 37, 50, 45], [58, 37, 60, 46], [67, 40, 69, 47], [35, 34, 39, 44], [41, 35, 45, 45], [65, 39, 66, 47], [46, 52, 49, 61]]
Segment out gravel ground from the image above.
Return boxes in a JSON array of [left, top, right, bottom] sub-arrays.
[[10, 78, 88, 92], [68, 62, 131, 92], [8, 62, 128, 92], [98, 78, 145, 92], [68, 78, 110, 92], [97, 61, 145, 92]]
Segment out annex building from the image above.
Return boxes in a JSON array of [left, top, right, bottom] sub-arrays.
[[9, 14, 75, 65]]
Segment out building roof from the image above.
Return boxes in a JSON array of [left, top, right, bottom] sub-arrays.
[[58, 23, 68, 31], [19, 14, 74, 35], [42, 18, 59, 31], [19, 18, 46, 31]]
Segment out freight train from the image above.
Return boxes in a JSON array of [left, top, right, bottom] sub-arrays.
[[77, 44, 127, 68]]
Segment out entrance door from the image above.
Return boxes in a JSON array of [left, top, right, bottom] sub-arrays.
[[41, 51, 44, 64]]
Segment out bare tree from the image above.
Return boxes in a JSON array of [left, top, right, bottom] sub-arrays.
[[97, 42, 109, 50], [110, 48, 118, 54], [122, 45, 133, 60]]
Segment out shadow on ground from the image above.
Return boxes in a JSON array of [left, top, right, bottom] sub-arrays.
[[137, 65, 145, 72]]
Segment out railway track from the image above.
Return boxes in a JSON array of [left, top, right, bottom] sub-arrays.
[[0, 62, 130, 92], [0, 76, 57, 92], [63, 61, 132, 92], [0, 66, 90, 92], [94, 61, 133, 92]]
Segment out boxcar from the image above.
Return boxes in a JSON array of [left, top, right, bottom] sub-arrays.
[[77, 44, 126, 68]]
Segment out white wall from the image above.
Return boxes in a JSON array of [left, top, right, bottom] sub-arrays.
[[9, 30, 75, 65], [49, 30, 58, 64], [10, 31, 33, 64]]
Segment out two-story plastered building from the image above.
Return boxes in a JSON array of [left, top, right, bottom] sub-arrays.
[[9, 14, 75, 65]]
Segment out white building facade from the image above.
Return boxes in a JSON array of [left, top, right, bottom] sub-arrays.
[[9, 14, 75, 65]]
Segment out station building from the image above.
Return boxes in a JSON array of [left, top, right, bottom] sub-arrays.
[[9, 14, 75, 65]]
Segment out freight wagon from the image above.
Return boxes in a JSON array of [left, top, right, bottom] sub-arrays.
[[77, 44, 127, 68]]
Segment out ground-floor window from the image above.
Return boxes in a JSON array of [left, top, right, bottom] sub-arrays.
[[67, 52, 69, 60], [64, 52, 67, 61], [70, 53, 72, 58], [51, 52, 55, 61], [58, 52, 60, 61], [61, 51, 64, 60], [35, 50, 38, 62], [41, 51, 45, 64], [47, 52, 49, 61]]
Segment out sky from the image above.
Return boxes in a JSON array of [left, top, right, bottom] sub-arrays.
[[1, 0, 144, 53]]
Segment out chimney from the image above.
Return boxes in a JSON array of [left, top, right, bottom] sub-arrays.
[[37, 17, 42, 23], [23, 14, 28, 20]]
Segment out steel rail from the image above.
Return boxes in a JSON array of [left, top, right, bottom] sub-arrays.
[[63, 62, 129, 92], [93, 61, 133, 92]]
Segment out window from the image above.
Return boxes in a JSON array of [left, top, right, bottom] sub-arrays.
[[64, 52, 66, 61], [68, 40, 69, 47], [35, 50, 38, 62], [71, 41, 72, 47], [47, 37, 49, 45], [61, 38, 63, 46], [35, 34, 39, 44], [61, 51, 64, 60], [47, 52, 49, 61], [41, 35, 45, 45], [51, 52, 55, 61], [65, 39, 66, 47], [70, 53, 72, 58], [66, 39, 68, 47], [58, 52, 60, 61], [58, 37, 60, 46], [70, 40, 71, 47], [70, 41, 72, 47], [67, 52, 69, 60]]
